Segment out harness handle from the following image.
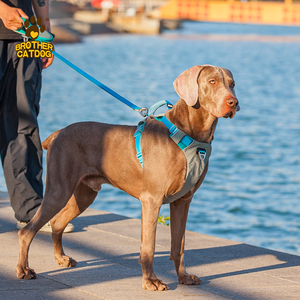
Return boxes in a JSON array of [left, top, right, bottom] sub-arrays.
[[148, 100, 173, 116]]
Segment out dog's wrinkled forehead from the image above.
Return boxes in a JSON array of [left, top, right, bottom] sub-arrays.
[[200, 66, 233, 82], [220, 67, 234, 81], [198, 65, 234, 83]]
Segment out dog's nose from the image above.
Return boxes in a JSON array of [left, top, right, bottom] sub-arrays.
[[227, 97, 239, 109]]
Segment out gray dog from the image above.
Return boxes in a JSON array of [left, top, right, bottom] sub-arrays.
[[17, 65, 239, 291]]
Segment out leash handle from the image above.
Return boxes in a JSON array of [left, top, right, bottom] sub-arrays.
[[14, 17, 54, 42], [52, 51, 148, 117]]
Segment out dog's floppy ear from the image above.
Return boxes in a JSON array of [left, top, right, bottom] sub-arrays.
[[173, 65, 203, 106]]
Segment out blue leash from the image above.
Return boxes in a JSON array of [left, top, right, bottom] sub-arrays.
[[14, 19, 148, 117], [52, 51, 148, 117]]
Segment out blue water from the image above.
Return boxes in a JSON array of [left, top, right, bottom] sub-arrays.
[[1, 22, 300, 255]]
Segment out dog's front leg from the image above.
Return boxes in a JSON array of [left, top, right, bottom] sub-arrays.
[[170, 197, 202, 285], [139, 191, 168, 291]]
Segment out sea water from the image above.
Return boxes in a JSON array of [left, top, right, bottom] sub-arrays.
[[1, 21, 299, 255]]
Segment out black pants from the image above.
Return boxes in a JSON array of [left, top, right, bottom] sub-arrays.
[[0, 40, 43, 222]]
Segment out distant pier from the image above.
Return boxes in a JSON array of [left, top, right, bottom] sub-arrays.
[[49, 0, 300, 43], [155, 0, 300, 26]]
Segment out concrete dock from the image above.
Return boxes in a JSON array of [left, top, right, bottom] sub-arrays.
[[0, 191, 299, 300]]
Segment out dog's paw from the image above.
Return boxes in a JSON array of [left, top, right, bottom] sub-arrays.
[[142, 277, 169, 291], [55, 255, 77, 268], [179, 274, 202, 285], [16, 265, 37, 280]]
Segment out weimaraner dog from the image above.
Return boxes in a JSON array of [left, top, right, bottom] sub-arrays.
[[16, 65, 239, 291]]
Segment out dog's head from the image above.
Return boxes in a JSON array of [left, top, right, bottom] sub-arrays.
[[173, 65, 240, 119]]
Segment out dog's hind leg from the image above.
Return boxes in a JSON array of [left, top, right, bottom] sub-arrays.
[[50, 182, 98, 268], [16, 191, 73, 279]]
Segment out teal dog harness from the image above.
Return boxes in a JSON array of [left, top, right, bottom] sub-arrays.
[[134, 101, 212, 203]]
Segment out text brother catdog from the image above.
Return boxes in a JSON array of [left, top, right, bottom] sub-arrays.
[[15, 41, 53, 58]]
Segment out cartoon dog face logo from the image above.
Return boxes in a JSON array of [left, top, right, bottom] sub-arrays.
[[24, 16, 48, 40]]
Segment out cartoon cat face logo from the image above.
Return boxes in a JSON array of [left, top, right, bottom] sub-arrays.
[[24, 16, 48, 40]]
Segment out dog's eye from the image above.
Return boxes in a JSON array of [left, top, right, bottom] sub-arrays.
[[230, 81, 235, 89], [209, 80, 215, 85]]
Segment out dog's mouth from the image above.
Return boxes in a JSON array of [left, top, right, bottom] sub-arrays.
[[223, 110, 235, 119], [223, 103, 240, 119], [212, 103, 240, 119]]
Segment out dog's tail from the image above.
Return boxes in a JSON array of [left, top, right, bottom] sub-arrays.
[[42, 130, 61, 150]]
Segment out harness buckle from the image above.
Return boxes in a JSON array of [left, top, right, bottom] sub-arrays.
[[136, 150, 144, 167], [197, 148, 206, 160], [134, 121, 145, 137]]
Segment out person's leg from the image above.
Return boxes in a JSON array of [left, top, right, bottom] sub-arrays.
[[0, 40, 43, 222]]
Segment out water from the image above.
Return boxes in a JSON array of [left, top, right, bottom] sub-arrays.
[[1, 22, 300, 255]]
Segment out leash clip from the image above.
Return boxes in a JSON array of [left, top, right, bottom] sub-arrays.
[[136, 107, 148, 117]]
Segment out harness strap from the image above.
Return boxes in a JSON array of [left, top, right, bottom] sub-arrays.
[[155, 116, 194, 150], [134, 100, 173, 166], [134, 121, 145, 167]]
